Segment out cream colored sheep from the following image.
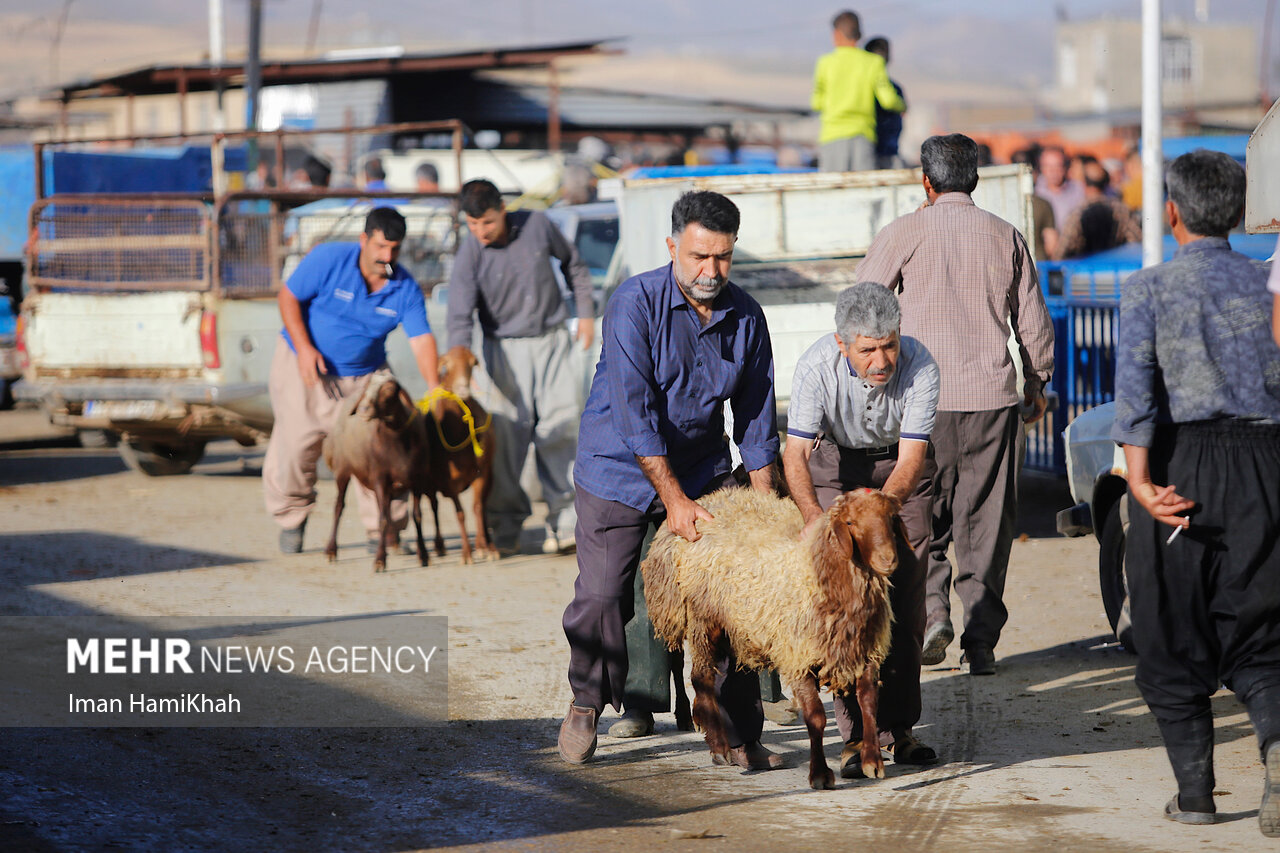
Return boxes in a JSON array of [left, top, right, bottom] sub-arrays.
[[641, 486, 907, 789]]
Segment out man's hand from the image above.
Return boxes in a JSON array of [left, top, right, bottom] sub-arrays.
[[800, 513, 823, 541], [576, 319, 594, 351], [666, 495, 714, 542], [295, 344, 328, 387], [1129, 480, 1195, 529], [1022, 390, 1048, 425]]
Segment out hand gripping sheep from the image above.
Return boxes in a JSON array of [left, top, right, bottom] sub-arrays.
[[641, 487, 909, 789], [322, 370, 433, 572]]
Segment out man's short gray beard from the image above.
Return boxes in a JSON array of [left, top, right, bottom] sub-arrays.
[[680, 274, 726, 304]]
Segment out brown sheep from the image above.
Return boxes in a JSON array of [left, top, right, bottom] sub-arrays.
[[421, 346, 497, 564], [322, 370, 432, 572], [641, 487, 908, 789]]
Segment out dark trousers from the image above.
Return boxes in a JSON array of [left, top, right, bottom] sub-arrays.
[[621, 528, 672, 714], [926, 407, 1021, 651], [563, 477, 765, 746], [1127, 421, 1280, 798], [808, 438, 934, 743]]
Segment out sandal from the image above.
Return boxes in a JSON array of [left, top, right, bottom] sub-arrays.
[[883, 731, 939, 766]]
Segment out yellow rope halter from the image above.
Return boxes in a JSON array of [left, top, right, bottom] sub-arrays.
[[416, 387, 491, 458]]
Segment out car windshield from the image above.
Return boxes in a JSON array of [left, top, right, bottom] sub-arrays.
[[574, 216, 619, 285]]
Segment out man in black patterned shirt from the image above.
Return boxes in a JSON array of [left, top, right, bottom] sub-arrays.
[[1112, 150, 1280, 835]]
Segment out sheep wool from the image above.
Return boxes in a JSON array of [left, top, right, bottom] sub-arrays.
[[641, 487, 895, 697]]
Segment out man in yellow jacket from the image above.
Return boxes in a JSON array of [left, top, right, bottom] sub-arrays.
[[811, 10, 905, 172]]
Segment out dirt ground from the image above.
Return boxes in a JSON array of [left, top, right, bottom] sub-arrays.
[[0, 408, 1273, 852]]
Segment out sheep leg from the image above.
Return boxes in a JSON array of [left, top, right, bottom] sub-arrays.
[[325, 472, 350, 562], [689, 625, 731, 764], [428, 491, 446, 558], [450, 494, 473, 565], [793, 673, 834, 790], [670, 646, 693, 732], [372, 480, 392, 573], [854, 666, 885, 779], [411, 490, 428, 568], [472, 465, 498, 561]]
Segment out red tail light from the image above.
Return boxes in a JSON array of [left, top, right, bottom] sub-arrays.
[[15, 313, 27, 371], [199, 311, 220, 369]]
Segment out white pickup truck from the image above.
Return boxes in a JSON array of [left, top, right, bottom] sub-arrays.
[[18, 144, 1033, 476]]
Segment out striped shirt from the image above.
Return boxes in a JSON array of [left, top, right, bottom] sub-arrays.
[[787, 333, 938, 449], [854, 192, 1055, 412], [1112, 237, 1280, 447], [574, 263, 779, 512]]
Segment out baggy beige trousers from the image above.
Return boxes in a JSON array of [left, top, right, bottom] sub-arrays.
[[262, 337, 408, 537]]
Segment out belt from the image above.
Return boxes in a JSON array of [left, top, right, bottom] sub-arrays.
[[847, 444, 895, 458]]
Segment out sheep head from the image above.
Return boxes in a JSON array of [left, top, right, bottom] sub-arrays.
[[817, 489, 903, 577], [358, 371, 416, 432], [438, 346, 478, 398]]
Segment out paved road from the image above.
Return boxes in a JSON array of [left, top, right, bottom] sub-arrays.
[[0, 410, 1270, 851]]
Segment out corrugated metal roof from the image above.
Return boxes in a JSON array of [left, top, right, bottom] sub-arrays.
[[49, 40, 615, 101]]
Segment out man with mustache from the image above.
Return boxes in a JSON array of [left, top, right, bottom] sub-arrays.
[[781, 282, 940, 776], [558, 190, 781, 769], [264, 207, 440, 554], [447, 179, 595, 556]]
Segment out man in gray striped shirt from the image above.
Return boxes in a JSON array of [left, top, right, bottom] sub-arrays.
[[782, 282, 941, 776]]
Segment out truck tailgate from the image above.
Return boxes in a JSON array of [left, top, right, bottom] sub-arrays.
[[26, 291, 203, 375]]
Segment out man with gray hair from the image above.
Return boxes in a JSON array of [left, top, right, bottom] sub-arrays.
[[1112, 150, 1280, 832], [782, 281, 941, 776], [855, 133, 1054, 677]]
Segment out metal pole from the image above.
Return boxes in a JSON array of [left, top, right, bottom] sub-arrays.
[[1141, 0, 1164, 269], [209, 0, 226, 130], [245, 0, 263, 179], [245, 0, 262, 132]]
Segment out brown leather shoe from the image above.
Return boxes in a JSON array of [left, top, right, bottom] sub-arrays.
[[557, 703, 598, 764], [725, 740, 785, 770]]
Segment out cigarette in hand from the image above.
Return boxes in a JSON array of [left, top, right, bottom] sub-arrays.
[[383, 263, 393, 277], [1166, 517, 1189, 545]]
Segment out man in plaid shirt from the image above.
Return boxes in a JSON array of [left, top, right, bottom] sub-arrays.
[[855, 133, 1054, 676]]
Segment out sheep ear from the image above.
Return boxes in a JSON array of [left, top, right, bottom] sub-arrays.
[[815, 500, 857, 565], [356, 391, 376, 419]]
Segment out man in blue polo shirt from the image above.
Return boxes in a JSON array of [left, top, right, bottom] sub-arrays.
[[557, 190, 782, 769], [782, 282, 940, 777], [263, 207, 439, 554]]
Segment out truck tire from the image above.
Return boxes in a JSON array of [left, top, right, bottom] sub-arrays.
[[1098, 497, 1135, 652], [118, 439, 206, 476]]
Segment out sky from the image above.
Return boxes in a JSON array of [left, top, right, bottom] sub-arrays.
[[0, 0, 1273, 104]]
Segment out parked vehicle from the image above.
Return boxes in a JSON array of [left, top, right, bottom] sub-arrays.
[[17, 122, 466, 474]]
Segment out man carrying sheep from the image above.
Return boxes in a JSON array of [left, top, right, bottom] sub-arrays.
[[782, 282, 941, 777], [559, 190, 782, 769]]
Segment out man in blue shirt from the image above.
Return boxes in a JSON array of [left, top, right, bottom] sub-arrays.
[[782, 282, 940, 776], [1111, 150, 1280, 834], [263, 207, 439, 554], [558, 191, 781, 768]]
